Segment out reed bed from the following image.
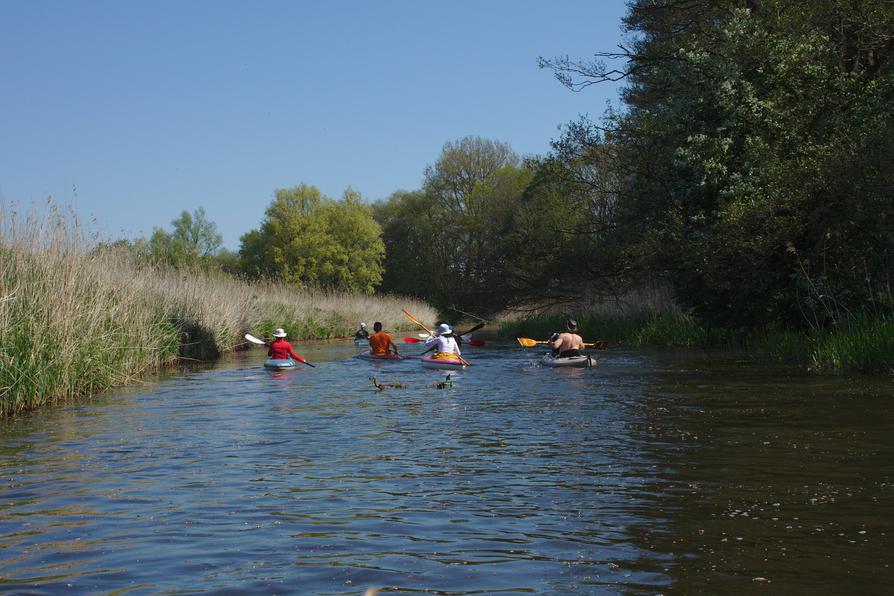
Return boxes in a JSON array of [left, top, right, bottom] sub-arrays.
[[0, 201, 435, 417], [756, 316, 894, 374]]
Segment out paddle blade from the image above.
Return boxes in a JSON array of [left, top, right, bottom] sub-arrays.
[[590, 340, 609, 350], [516, 337, 541, 348], [467, 339, 485, 347], [403, 337, 422, 343], [245, 334, 266, 345]]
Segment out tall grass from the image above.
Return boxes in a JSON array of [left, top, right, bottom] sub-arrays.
[[754, 316, 894, 373], [0, 201, 436, 416]]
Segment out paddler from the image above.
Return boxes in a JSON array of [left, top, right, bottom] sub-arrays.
[[354, 322, 369, 340], [368, 321, 400, 356], [268, 328, 308, 364], [424, 323, 462, 357], [549, 319, 586, 358]]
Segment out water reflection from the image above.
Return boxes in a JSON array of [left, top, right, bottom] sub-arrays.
[[0, 343, 892, 593]]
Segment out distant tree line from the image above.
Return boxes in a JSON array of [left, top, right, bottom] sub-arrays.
[[103, 0, 893, 332]]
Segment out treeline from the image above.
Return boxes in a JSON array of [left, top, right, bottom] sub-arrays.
[[536, 0, 894, 332], [113, 0, 893, 337]]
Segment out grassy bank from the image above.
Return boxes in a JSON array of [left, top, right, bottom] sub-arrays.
[[0, 204, 435, 417], [501, 312, 894, 374]]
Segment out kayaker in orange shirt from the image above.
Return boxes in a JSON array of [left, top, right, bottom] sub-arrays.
[[549, 319, 586, 358], [368, 322, 400, 356]]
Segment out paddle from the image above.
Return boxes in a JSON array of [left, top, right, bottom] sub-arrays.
[[402, 309, 434, 336], [455, 322, 485, 337], [245, 334, 316, 367], [404, 310, 471, 365], [517, 337, 609, 349]]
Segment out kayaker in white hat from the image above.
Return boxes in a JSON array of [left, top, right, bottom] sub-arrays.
[[267, 328, 307, 364], [424, 322, 462, 357], [354, 322, 369, 340]]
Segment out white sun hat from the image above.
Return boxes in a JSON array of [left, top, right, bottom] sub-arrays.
[[437, 323, 452, 335], [360, 322, 367, 327], [273, 328, 287, 338]]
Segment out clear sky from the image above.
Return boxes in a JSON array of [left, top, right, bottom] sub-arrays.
[[1, 0, 628, 249]]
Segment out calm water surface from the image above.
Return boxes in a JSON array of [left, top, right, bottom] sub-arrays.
[[1, 341, 892, 594]]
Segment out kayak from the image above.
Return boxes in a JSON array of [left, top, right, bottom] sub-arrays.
[[541, 353, 594, 368], [421, 354, 467, 370], [357, 350, 403, 361], [353, 338, 368, 346], [264, 358, 297, 369]]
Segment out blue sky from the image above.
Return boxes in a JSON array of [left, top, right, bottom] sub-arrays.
[[1, 1, 628, 249]]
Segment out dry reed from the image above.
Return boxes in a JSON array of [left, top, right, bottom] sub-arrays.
[[0, 200, 436, 416]]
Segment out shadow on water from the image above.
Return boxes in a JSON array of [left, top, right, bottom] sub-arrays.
[[0, 341, 892, 594]]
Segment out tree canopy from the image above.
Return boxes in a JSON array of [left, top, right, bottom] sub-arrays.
[[538, 0, 894, 330], [240, 184, 384, 293], [148, 207, 223, 268], [374, 136, 532, 316]]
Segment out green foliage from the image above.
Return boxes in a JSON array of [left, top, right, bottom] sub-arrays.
[[149, 207, 223, 268], [809, 316, 894, 373], [373, 190, 439, 300], [240, 184, 384, 293], [374, 136, 532, 316], [539, 0, 894, 334]]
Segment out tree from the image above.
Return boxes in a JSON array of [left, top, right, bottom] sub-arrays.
[[149, 207, 223, 268], [374, 137, 532, 316], [539, 0, 894, 330], [240, 184, 384, 293]]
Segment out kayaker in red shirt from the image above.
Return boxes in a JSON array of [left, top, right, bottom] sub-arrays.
[[267, 328, 307, 363]]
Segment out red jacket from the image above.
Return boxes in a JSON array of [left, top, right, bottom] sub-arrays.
[[267, 339, 305, 362]]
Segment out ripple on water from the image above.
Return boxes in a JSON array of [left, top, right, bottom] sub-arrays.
[[1, 345, 892, 593]]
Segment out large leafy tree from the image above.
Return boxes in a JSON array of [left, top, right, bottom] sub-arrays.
[[240, 184, 384, 293], [375, 136, 531, 315], [373, 190, 440, 300], [541, 0, 894, 330]]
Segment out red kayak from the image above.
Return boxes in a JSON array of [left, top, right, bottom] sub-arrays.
[[357, 350, 404, 361]]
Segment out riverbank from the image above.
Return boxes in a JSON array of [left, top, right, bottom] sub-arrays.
[[0, 212, 435, 417], [500, 313, 894, 374]]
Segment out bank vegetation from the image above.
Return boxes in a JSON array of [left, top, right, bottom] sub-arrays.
[[0, 202, 434, 417]]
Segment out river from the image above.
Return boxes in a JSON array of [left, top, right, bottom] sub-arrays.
[[1, 341, 892, 594]]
